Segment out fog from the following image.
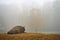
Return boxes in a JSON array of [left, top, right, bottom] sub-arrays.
[[0, 0, 60, 33]]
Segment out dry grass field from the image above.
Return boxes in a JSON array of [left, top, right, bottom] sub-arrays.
[[0, 33, 60, 40]]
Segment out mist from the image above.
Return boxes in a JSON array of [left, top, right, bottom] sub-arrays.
[[0, 0, 60, 33]]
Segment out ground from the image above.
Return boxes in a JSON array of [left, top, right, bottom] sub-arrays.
[[0, 33, 60, 40]]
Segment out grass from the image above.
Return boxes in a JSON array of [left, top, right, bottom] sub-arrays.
[[0, 33, 60, 40]]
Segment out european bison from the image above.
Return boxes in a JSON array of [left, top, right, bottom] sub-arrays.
[[7, 26, 25, 34]]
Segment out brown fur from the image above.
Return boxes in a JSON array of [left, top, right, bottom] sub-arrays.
[[7, 26, 25, 34]]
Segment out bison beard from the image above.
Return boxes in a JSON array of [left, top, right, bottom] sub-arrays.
[[7, 26, 25, 34]]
